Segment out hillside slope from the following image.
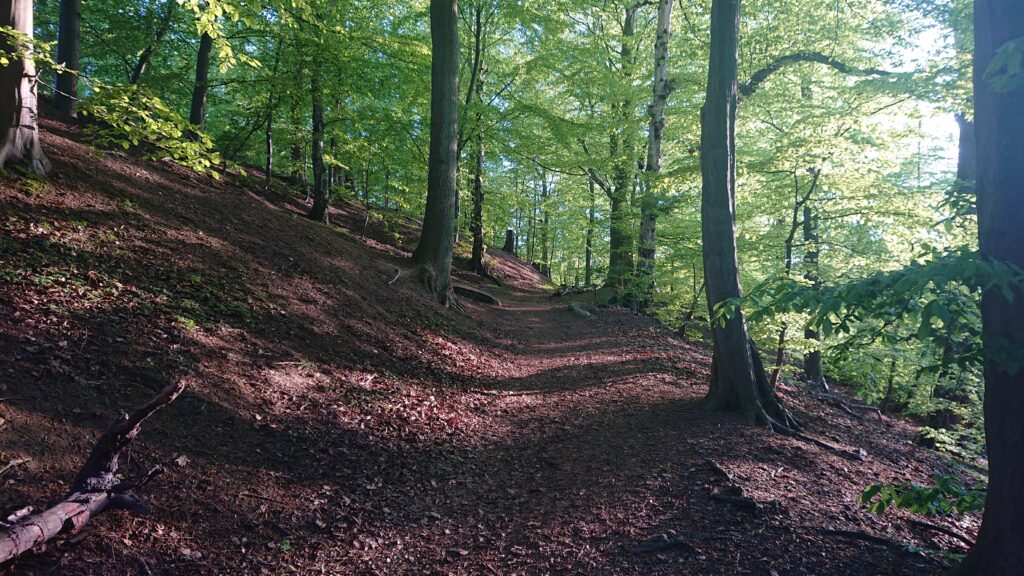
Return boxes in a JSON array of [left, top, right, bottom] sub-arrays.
[[0, 118, 975, 575]]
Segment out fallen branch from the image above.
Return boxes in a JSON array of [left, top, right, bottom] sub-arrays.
[[0, 458, 31, 478], [0, 381, 186, 564], [909, 519, 974, 548]]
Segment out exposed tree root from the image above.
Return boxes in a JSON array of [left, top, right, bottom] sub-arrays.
[[452, 283, 501, 306], [822, 528, 903, 549], [815, 392, 884, 422], [0, 381, 185, 564], [388, 265, 462, 311], [909, 519, 974, 547], [632, 532, 731, 554], [705, 460, 779, 514]]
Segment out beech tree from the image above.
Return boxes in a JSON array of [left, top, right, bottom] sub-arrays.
[[955, 0, 1024, 572], [636, 0, 673, 310], [188, 32, 214, 130], [54, 0, 80, 116], [405, 0, 459, 306], [700, 0, 796, 428], [0, 0, 50, 173]]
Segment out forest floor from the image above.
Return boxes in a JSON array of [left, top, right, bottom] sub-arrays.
[[0, 113, 979, 575]]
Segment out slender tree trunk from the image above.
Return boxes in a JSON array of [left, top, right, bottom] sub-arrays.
[[770, 173, 800, 386], [585, 175, 596, 286], [954, 113, 976, 197], [264, 39, 280, 186], [409, 0, 459, 306], [130, 0, 176, 85], [802, 202, 827, 391], [701, 0, 795, 429], [540, 171, 550, 277], [956, 1, 1024, 574], [0, 0, 50, 174], [188, 32, 214, 132], [54, 0, 81, 117], [470, 130, 485, 273], [469, 8, 487, 276], [637, 0, 673, 311], [307, 66, 329, 223]]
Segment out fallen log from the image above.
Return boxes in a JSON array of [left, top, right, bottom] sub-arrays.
[[0, 381, 185, 564]]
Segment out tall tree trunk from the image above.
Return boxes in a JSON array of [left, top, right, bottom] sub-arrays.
[[0, 0, 50, 174], [188, 32, 214, 132], [264, 38, 281, 187], [956, 1, 1024, 574], [307, 66, 329, 223], [470, 130, 485, 273], [585, 174, 596, 286], [130, 0, 176, 85], [802, 202, 827, 391], [409, 0, 459, 306], [606, 5, 639, 290], [701, 0, 795, 429], [54, 0, 80, 117], [469, 6, 487, 276], [540, 171, 550, 277], [637, 0, 673, 311]]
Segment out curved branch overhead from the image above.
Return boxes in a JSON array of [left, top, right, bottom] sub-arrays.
[[739, 50, 894, 99]]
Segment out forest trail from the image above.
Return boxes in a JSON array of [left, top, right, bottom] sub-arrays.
[[0, 117, 973, 575]]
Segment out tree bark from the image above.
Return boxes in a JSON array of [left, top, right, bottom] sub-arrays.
[[54, 0, 80, 117], [409, 0, 459, 306], [188, 32, 214, 132], [954, 112, 976, 198], [700, 0, 795, 429], [955, 1, 1024, 574], [606, 5, 640, 291], [502, 229, 515, 254], [0, 0, 50, 174], [637, 0, 673, 311], [307, 65, 329, 223]]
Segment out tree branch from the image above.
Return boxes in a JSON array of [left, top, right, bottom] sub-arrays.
[[739, 51, 893, 99]]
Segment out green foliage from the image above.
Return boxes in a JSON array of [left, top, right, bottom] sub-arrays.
[[79, 84, 226, 178], [860, 474, 986, 517]]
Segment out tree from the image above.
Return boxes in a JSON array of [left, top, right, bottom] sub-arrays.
[[406, 0, 459, 306], [636, 0, 673, 311], [188, 32, 214, 131], [54, 0, 81, 117], [956, 1, 1024, 573], [700, 0, 795, 428], [0, 0, 50, 174], [307, 62, 329, 223]]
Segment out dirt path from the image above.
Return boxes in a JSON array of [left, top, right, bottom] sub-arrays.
[[0, 119, 971, 575]]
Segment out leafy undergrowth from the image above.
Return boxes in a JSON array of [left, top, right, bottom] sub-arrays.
[[0, 116, 978, 575]]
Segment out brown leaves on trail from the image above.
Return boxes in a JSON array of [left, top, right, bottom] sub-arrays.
[[0, 118, 973, 576]]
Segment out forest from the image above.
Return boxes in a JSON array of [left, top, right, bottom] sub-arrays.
[[0, 0, 1022, 573]]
